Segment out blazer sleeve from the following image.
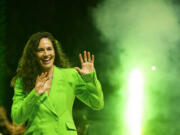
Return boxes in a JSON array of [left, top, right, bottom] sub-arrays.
[[11, 78, 47, 125], [73, 69, 104, 110]]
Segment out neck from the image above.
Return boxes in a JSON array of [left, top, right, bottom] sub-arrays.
[[41, 66, 54, 76]]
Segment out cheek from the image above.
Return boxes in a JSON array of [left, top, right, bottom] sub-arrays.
[[52, 51, 55, 58], [36, 53, 42, 61]]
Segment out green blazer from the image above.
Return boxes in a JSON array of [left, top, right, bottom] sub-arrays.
[[11, 66, 104, 135]]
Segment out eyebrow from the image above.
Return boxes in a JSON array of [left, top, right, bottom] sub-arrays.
[[37, 46, 53, 48], [37, 46, 53, 50]]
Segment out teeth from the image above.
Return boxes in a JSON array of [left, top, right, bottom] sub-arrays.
[[43, 58, 51, 61]]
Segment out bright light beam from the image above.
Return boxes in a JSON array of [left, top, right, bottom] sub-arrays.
[[126, 69, 144, 135]]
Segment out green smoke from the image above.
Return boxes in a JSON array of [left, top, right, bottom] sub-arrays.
[[91, 0, 180, 135]]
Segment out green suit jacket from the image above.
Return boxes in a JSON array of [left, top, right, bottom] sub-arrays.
[[11, 66, 104, 135]]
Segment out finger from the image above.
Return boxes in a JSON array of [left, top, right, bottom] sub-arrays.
[[36, 75, 40, 81], [42, 72, 48, 77], [45, 76, 49, 81], [84, 50, 87, 62], [74, 67, 84, 74], [37, 77, 47, 87], [79, 53, 84, 64], [92, 54, 94, 64], [74, 67, 81, 73], [40, 72, 47, 80], [39, 72, 45, 80], [42, 77, 48, 83], [45, 72, 48, 76], [37, 75, 42, 82], [39, 89, 46, 94], [88, 51, 91, 62]]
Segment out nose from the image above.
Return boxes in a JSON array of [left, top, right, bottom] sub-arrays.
[[43, 49, 48, 56]]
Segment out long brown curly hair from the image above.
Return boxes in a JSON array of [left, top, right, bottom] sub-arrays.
[[11, 32, 71, 92]]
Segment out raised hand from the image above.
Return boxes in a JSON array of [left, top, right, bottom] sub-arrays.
[[35, 72, 51, 95], [74, 50, 95, 74]]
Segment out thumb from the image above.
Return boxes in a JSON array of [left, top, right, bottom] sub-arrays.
[[74, 67, 81, 73]]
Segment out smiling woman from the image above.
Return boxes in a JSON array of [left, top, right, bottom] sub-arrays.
[[36, 38, 55, 71], [10, 32, 104, 135], [11, 32, 70, 92]]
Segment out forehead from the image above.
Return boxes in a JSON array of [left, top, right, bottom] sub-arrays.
[[38, 38, 53, 48]]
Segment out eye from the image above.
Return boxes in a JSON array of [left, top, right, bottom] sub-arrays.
[[37, 48, 44, 52], [47, 47, 52, 50]]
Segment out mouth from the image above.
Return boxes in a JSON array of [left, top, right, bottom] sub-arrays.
[[41, 57, 52, 65]]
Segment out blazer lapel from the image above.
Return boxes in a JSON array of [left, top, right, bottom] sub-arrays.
[[42, 94, 58, 117], [41, 66, 59, 117]]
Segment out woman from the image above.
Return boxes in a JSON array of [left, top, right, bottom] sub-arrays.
[[11, 32, 104, 135]]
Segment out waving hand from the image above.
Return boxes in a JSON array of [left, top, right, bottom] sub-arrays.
[[74, 51, 95, 74]]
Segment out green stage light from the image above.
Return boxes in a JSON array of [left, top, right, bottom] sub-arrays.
[[125, 69, 144, 135], [152, 66, 156, 71]]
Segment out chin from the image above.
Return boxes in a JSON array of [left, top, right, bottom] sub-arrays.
[[41, 64, 53, 71]]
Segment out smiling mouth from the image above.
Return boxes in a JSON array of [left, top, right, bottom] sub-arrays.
[[42, 57, 52, 64]]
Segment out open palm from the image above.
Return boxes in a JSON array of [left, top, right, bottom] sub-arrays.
[[74, 51, 95, 74]]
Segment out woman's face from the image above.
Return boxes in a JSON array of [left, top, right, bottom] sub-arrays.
[[36, 38, 55, 71]]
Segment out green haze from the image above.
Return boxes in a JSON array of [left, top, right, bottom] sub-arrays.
[[91, 0, 180, 135]]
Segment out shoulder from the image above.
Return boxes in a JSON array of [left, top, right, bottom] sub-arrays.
[[14, 77, 23, 89], [54, 66, 80, 79], [54, 66, 78, 75]]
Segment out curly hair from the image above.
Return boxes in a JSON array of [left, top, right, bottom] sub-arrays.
[[11, 32, 71, 92]]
